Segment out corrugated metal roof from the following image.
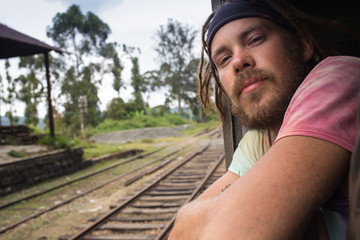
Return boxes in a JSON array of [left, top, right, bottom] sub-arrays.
[[0, 23, 63, 59]]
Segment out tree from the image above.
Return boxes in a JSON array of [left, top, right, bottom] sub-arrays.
[[182, 58, 204, 122], [100, 42, 124, 97], [112, 51, 123, 96], [47, 4, 114, 131], [153, 19, 198, 116], [106, 97, 127, 120], [2, 60, 19, 126], [17, 55, 47, 126], [130, 57, 145, 112]]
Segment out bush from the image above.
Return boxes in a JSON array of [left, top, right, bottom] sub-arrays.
[[96, 112, 192, 133], [141, 138, 154, 143], [1, 136, 19, 145], [27, 124, 44, 134], [38, 135, 75, 151], [164, 114, 188, 125], [8, 150, 27, 158]]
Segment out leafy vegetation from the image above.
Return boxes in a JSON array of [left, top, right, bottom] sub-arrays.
[[151, 19, 199, 117], [46, 4, 119, 132], [2, 60, 19, 126], [7, 150, 28, 158], [96, 112, 192, 133], [38, 135, 76, 151]]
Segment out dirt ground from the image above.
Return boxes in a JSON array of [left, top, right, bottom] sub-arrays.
[[89, 125, 193, 144], [0, 144, 50, 164]]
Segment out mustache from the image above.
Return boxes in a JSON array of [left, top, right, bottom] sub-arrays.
[[230, 69, 274, 98]]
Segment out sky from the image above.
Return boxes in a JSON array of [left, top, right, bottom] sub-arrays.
[[0, 0, 213, 118]]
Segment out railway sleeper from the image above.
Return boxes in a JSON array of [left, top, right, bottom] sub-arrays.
[[172, 172, 207, 177], [102, 223, 165, 231], [139, 196, 188, 202], [166, 180, 200, 184], [85, 234, 157, 240], [166, 175, 204, 180], [145, 191, 193, 196], [108, 215, 172, 222], [76, 223, 165, 231], [151, 187, 195, 192], [131, 202, 182, 208], [156, 183, 195, 188], [121, 207, 179, 214]]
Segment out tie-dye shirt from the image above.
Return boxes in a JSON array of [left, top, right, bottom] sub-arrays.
[[273, 56, 360, 240], [274, 56, 360, 151]]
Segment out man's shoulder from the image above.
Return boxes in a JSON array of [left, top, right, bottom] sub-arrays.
[[303, 55, 360, 87], [316, 55, 360, 71]]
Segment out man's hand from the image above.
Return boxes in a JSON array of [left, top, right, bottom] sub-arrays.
[[169, 171, 239, 239], [169, 198, 216, 240]]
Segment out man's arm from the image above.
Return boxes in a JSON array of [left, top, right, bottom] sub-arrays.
[[169, 135, 350, 240]]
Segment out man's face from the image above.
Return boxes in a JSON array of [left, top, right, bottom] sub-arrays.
[[211, 17, 310, 130]]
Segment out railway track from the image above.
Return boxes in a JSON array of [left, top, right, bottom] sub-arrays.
[[0, 146, 189, 235], [0, 127, 224, 239], [60, 142, 226, 240], [0, 149, 163, 211]]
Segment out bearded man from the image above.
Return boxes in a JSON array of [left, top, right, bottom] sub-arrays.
[[169, 0, 360, 239]]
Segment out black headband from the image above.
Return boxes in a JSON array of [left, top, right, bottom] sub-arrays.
[[206, 0, 292, 61]]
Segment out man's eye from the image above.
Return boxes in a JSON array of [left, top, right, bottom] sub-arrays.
[[249, 35, 265, 46], [218, 55, 231, 66]]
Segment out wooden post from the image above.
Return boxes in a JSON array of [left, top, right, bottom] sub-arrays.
[[44, 52, 55, 137]]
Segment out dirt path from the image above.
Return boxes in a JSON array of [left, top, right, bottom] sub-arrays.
[[90, 125, 192, 144], [0, 145, 49, 164]]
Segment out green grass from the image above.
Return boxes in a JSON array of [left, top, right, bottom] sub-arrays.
[[95, 113, 194, 134], [181, 120, 221, 136], [38, 135, 76, 151], [7, 150, 28, 158], [75, 137, 161, 159]]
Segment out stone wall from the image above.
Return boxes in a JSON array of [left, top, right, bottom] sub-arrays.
[[0, 125, 44, 145], [0, 147, 88, 196]]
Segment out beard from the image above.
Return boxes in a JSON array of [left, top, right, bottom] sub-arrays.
[[229, 50, 309, 130]]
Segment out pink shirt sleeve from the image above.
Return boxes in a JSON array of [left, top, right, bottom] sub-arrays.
[[274, 56, 360, 152]]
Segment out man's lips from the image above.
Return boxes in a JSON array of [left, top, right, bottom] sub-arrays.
[[240, 78, 266, 94]]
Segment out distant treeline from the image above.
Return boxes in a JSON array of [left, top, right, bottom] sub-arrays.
[[0, 116, 45, 130]]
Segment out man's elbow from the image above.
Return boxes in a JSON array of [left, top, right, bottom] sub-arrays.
[[169, 198, 217, 239]]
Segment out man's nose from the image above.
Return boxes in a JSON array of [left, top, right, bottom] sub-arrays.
[[232, 51, 253, 74]]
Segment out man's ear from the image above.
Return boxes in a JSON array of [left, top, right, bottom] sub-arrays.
[[301, 35, 314, 62]]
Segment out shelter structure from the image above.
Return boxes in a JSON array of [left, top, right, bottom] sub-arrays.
[[0, 23, 64, 137]]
